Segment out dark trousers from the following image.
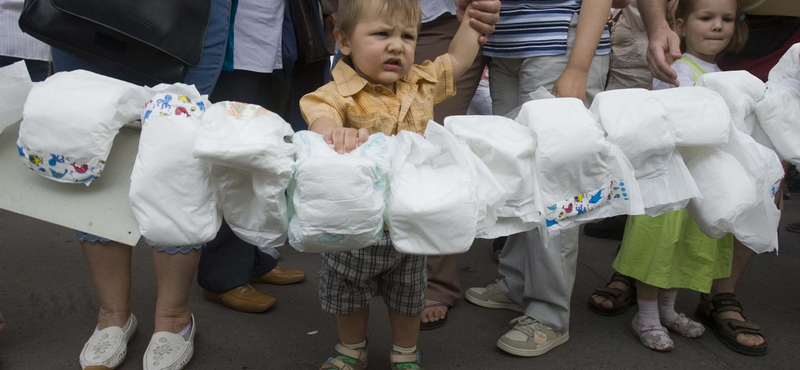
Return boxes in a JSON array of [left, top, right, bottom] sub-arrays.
[[197, 221, 278, 292], [0, 56, 51, 82], [196, 68, 293, 293]]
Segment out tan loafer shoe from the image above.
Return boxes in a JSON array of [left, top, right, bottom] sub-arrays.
[[203, 284, 276, 313], [253, 265, 306, 285]]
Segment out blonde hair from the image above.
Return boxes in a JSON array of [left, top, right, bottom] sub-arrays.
[[336, 0, 422, 36], [673, 0, 749, 57]]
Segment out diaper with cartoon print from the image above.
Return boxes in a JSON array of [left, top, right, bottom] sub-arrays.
[[17, 70, 148, 185]]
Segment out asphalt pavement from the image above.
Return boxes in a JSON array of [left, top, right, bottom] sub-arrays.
[[0, 197, 798, 369]]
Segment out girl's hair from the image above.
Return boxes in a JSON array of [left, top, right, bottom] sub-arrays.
[[672, 0, 749, 57], [336, 0, 422, 37]]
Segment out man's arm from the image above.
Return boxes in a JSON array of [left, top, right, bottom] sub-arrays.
[[551, 0, 612, 102], [455, 0, 501, 45], [640, 0, 682, 86]]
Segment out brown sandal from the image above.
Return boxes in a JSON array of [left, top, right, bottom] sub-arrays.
[[587, 272, 637, 316], [696, 293, 767, 356]]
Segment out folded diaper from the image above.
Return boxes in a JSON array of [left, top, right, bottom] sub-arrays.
[[288, 131, 389, 253], [697, 71, 765, 135], [18, 70, 148, 185], [0, 61, 33, 134], [651, 86, 731, 147]]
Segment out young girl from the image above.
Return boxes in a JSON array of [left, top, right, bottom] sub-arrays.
[[612, 0, 748, 352]]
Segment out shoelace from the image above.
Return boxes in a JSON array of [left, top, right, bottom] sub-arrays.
[[509, 316, 546, 337]]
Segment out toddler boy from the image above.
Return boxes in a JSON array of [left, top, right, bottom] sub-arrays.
[[299, 0, 486, 369]]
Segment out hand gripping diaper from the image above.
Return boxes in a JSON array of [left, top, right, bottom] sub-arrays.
[[0, 61, 33, 134], [516, 98, 643, 234], [444, 114, 538, 237], [17, 70, 148, 185], [129, 85, 222, 247], [590, 89, 700, 216], [288, 131, 389, 253], [195, 102, 296, 250]]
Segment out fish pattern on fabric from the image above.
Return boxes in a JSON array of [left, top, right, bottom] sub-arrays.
[[545, 179, 631, 227]]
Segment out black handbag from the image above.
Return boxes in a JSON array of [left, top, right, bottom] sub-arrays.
[[19, 0, 212, 84], [289, 0, 332, 66]]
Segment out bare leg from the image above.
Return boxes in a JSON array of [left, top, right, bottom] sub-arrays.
[[335, 306, 370, 345], [388, 309, 420, 348], [81, 240, 132, 329], [152, 248, 201, 333], [709, 239, 765, 347]]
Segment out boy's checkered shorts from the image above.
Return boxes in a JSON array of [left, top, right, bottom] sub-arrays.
[[319, 234, 427, 316]]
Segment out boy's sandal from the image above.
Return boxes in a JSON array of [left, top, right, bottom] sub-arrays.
[[419, 302, 449, 331], [696, 293, 767, 356], [587, 272, 637, 316], [320, 343, 368, 370], [390, 351, 421, 370]]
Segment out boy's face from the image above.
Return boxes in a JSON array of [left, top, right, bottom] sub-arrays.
[[336, 4, 418, 90]]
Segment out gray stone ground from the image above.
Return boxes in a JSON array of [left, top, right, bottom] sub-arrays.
[[0, 197, 798, 370]]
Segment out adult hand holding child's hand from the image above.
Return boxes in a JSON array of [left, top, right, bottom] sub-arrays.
[[323, 126, 370, 154], [456, 0, 501, 45]]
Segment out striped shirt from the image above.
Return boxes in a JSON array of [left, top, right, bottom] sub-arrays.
[[484, 0, 611, 59]]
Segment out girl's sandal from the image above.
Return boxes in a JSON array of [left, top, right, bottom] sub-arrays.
[[587, 272, 637, 316], [631, 314, 674, 352], [390, 351, 421, 370], [320, 343, 368, 370], [661, 313, 705, 338]]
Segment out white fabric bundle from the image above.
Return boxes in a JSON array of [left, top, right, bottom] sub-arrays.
[[755, 78, 800, 166], [768, 43, 800, 82], [651, 86, 731, 146], [590, 89, 700, 216], [517, 98, 643, 231], [130, 87, 222, 247], [288, 131, 389, 253], [697, 71, 766, 134], [426, 122, 506, 238], [18, 70, 148, 185], [443, 115, 536, 237], [385, 128, 479, 255], [195, 102, 296, 251], [0, 61, 33, 133]]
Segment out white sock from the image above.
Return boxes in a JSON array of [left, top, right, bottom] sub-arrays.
[[392, 344, 417, 355], [658, 289, 679, 321], [637, 297, 664, 333], [341, 340, 367, 350], [177, 320, 192, 341]]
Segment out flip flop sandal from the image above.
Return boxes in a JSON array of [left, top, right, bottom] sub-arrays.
[[695, 293, 767, 356], [419, 302, 449, 331], [786, 221, 800, 234], [587, 272, 637, 316]]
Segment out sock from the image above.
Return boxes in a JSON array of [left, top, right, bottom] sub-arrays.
[[340, 340, 367, 350], [392, 344, 417, 355], [177, 320, 192, 341], [636, 297, 664, 332], [658, 289, 679, 321], [94, 313, 132, 335]]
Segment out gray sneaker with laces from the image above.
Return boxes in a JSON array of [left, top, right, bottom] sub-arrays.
[[497, 315, 569, 357], [465, 282, 523, 312]]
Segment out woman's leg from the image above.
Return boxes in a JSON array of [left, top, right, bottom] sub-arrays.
[[81, 240, 132, 329], [152, 248, 201, 333]]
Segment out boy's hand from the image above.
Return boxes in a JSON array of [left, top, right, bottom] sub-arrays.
[[456, 0, 501, 44], [552, 65, 589, 103], [323, 126, 370, 154]]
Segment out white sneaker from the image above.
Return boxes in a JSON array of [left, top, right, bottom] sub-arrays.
[[79, 314, 138, 370], [496, 315, 569, 357], [465, 282, 524, 312], [143, 315, 196, 370]]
